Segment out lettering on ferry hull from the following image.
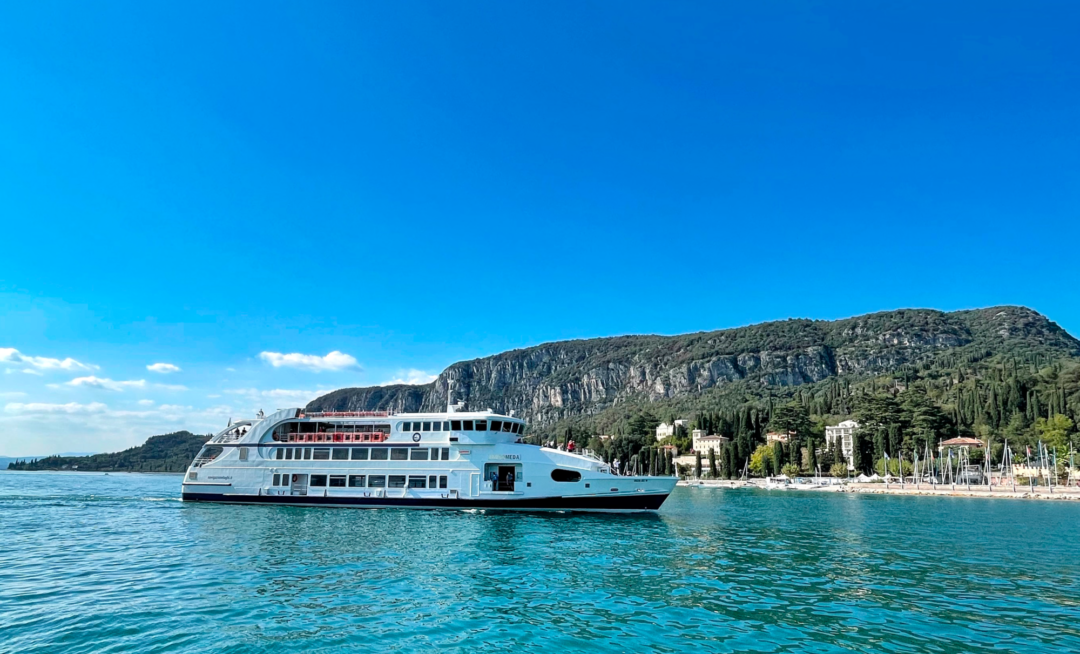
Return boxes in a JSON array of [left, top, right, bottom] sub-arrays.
[[489, 454, 521, 460]]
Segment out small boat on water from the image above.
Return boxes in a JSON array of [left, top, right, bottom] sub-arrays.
[[181, 406, 676, 512]]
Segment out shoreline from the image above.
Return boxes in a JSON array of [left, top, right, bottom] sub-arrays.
[[678, 479, 1080, 501]]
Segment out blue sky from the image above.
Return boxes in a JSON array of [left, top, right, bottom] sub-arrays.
[[1, 2, 1078, 456]]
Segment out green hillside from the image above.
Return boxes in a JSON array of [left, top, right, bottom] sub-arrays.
[[6, 431, 211, 473]]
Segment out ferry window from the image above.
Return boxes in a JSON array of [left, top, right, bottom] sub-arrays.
[[490, 420, 502, 432], [273, 474, 280, 486], [313, 448, 330, 460], [388, 475, 406, 488], [428, 475, 437, 487], [351, 448, 369, 460], [408, 476, 427, 489], [443, 421, 451, 430], [475, 420, 487, 431], [276, 449, 284, 460], [451, 420, 462, 431], [329, 475, 346, 487], [432, 421, 442, 431], [441, 448, 450, 461], [440, 475, 448, 489], [551, 469, 582, 482], [401, 422, 411, 431], [462, 421, 473, 431], [239, 448, 248, 460], [348, 475, 366, 487], [369, 475, 386, 488], [391, 448, 409, 461], [419, 421, 428, 431], [332, 448, 349, 460], [310, 475, 328, 487], [371, 448, 388, 460], [303, 448, 312, 460], [375, 424, 391, 435], [512, 423, 521, 434], [502, 422, 512, 432], [410, 449, 429, 461]]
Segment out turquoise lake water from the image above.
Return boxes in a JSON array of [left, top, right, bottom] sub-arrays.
[[2, 471, 1079, 653]]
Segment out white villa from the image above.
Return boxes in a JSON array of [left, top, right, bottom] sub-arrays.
[[825, 419, 859, 466], [692, 429, 729, 455], [656, 419, 689, 441]]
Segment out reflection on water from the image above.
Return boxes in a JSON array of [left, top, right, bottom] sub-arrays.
[[2, 471, 1080, 653]]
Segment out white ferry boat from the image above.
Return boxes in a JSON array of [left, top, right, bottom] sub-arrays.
[[181, 407, 676, 512]]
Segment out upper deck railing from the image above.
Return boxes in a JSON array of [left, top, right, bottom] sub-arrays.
[[300, 411, 392, 418]]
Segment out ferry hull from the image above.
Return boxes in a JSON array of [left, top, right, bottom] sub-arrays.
[[181, 491, 670, 512]]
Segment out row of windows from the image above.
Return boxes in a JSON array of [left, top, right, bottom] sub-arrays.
[[271, 474, 449, 489], [401, 419, 523, 434], [274, 422, 392, 435], [274, 447, 451, 461]]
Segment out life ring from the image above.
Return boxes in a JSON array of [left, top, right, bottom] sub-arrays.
[[412, 432, 422, 442]]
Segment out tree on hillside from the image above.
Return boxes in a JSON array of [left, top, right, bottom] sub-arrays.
[[1035, 414, 1074, 451], [628, 410, 662, 438], [708, 448, 718, 478], [769, 401, 812, 441], [749, 444, 771, 477], [694, 451, 702, 478]]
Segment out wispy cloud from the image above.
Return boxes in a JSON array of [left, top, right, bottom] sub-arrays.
[[381, 369, 438, 386], [137, 399, 155, 406], [146, 363, 181, 374], [0, 347, 97, 373], [63, 376, 147, 392], [225, 387, 330, 407], [5, 402, 109, 414], [52, 376, 188, 392], [259, 350, 360, 372]]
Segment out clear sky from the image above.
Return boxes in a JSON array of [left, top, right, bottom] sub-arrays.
[[1, 2, 1078, 456]]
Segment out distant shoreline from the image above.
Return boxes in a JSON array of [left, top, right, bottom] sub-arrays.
[[679, 479, 1080, 501], [0, 469, 184, 476]]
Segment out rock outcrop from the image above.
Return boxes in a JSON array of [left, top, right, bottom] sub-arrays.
[[307, 306, 1079, 429]]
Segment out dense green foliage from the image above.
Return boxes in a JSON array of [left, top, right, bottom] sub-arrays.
[[573, 311, 1080, 478], [6, 432, 210, 473]]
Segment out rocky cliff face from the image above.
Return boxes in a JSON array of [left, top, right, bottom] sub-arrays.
[[307, 306, 1079, 428]]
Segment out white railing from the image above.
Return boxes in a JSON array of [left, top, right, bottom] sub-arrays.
[[302, 411, 391, 418]]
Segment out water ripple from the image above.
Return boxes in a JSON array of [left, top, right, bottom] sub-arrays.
[[2, 472, 1080, 653]]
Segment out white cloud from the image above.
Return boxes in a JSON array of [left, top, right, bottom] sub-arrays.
[[0, 347, 97, 373], [381, 369, 438, 386], [5, 402, 109, 414], [137, 399, 155, 406], [55, 377, 187, 392], [225, 387, 330, 407], [258, 350, 360, 372], [0, 391, 27, 398], [154, 383, 189, 391], [65, 376, 147, 392], [146, 363, 181, 374]]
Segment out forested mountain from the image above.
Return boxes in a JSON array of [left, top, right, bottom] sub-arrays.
[[309, 307, 1080, 476], [310, 307, 1076, 426], [6, 431, 210, 473]]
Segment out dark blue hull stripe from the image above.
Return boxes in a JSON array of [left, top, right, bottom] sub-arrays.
[[181, 492, 669, 511]]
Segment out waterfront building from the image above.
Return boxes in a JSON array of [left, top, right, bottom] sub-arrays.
[[939, 437, 985, 453], [825, 420, 859, 464], [659, 444, 680, 457], [692, 432, 729, 455], [766, 431, 795, 444], [656, 419, 689, 441]]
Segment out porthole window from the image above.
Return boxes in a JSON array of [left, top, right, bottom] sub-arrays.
[[550, 469, 582, 483]]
